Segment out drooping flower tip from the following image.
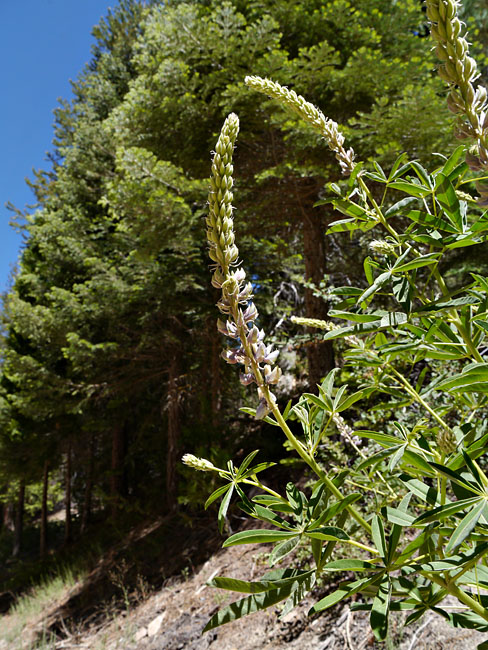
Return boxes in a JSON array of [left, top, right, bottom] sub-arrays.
[[182, 454, 216, 472]]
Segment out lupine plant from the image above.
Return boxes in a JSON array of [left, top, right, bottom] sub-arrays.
[[183, 0, 488, 643]]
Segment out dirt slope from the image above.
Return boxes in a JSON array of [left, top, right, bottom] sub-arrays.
[[54, 542, 486, 650]]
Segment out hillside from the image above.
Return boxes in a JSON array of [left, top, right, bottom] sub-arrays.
[[0, 514, 485, 649]]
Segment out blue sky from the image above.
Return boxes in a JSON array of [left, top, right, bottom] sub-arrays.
[[0, 0, 118, 293]]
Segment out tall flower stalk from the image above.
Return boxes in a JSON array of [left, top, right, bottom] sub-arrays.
[[426, 0, 488, 202], [206, 113, 281, 419]]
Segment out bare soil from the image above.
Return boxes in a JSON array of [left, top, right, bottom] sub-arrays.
[[2, 512, 485, 650]]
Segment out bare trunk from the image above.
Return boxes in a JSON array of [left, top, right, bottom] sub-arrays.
[[3, 499, 14, 532], [40, 460, 49, 557], [64, 441, 72, 545], [110, 425, 126, 519], [166, 358, 181, 511], [81, 435, 95, 533], [301, 207, 334, 387], [12, 480, 25, 558]]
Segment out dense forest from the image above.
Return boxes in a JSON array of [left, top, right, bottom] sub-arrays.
[[2, 0, 488, 645]]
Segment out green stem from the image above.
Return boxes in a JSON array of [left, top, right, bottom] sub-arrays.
[[358, 177, 401, 243], [433, 268, 484, 363], [242, 479, 282, 500], [271, 404, 372, 535], [424, 571, 488, 623], [388, 364, 453, 433]]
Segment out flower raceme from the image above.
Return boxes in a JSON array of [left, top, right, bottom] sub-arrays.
[[426, 0, 488, 203], [244, 76, 355, 175], [206, 113, 281, 419]]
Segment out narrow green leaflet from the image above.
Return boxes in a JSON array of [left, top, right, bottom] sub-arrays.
[[269, 535, 301, 566], [370, 577, 392, 641], [392, 253, 440, 273], [253, 504, 293, 529], [306, 526, 350, 542], [326, 217, 375, 234], [279, 572, 316, 619], [405, 209, 459, 233], [320, 559, 377, 572], [384, 507, 416, 527], [413, 497, 482, 525], [439, 144, 467, 177], [205, 483, 232, 510], [372, 514, 387, 559], [204, 570, 315, 630], [388, 180, 431, 198], [435, 173, 463, 232], [236, 450, 260, 476], [203, 583, 293, 631], [428, 463, 482, 494], [223, 529, 299, 547], [445, 500, 486, 553], [308, 493, 361, 529], [309, 575, 382, 614], [218, 484, 235, 533], [437, 364, 488, 393], [357, 271, 391, 306]]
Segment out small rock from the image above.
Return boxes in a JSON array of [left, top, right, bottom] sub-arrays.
[[135, 627, 147, 642], [281, 611, 297, 624], [148, 613, 165, 636]]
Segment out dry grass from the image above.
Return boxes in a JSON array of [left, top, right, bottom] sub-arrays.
[[0, 566, 84, 649]]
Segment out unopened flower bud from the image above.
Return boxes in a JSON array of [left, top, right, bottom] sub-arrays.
[[437, 428, 457, 455], [182, 454, 216, 472], [369, 240, 396, 256]]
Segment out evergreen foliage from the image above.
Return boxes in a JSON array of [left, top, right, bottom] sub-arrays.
[[0, 0, 470, 591]]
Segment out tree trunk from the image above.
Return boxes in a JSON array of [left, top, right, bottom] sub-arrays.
[[64, 441, 72, 545], [40, 460, 49, 558], [12, 480, 25, 558], [110, 425, 126, 519], [81, 435, 95, 533], [166, 357, 181, 511], [3, 499, 14, 532], [301, 206, 334, 388]]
